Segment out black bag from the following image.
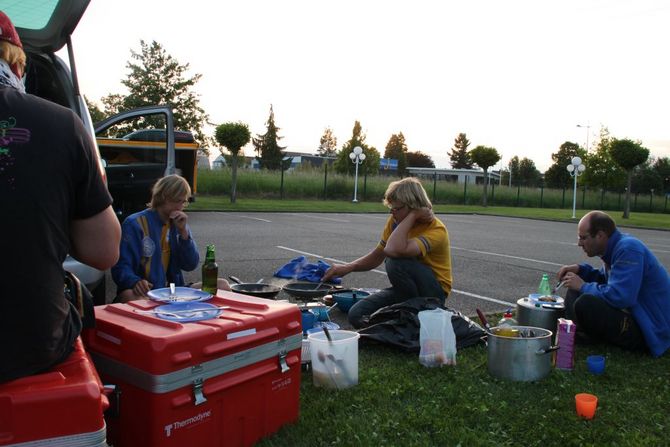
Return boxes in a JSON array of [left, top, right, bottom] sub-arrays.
[[358, 297, 485, 351], [64, 271, 96, 329]]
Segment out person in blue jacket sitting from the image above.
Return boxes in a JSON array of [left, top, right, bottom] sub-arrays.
[[558, 210, 670, 357], [112, 175, 202, 302]]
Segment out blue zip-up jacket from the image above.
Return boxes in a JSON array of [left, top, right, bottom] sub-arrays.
[[112, 209, 200, 293], [578, 229, 670, 357]]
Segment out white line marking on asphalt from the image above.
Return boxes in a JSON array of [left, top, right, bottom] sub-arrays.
[[276, 246, 511, 305], [239, 215, 272, 223], [451, 246, 563, 266], [287, 213, 350, 223]]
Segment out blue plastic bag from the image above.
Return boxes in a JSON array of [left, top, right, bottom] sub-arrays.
[[274, 256, 341, 284]]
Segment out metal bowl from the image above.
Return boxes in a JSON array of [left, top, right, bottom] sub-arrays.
[[283, 282, 333, 301]]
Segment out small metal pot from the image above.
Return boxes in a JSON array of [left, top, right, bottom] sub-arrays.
[[516, 296, 565, 333], [487, 325, 558, 382]]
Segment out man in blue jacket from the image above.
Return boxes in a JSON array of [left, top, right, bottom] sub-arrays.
[[558, 210, 670, 357]]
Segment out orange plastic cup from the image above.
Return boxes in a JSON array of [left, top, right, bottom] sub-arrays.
[[575, 393, 598, 419]]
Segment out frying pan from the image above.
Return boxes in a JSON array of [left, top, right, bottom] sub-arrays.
[[228, 276, 282, 299], [282, 281, 333, 301]]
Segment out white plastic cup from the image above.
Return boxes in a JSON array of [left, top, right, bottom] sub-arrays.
[[308, 330, 360, 389]]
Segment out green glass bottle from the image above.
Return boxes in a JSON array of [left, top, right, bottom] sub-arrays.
[[538, 273, 552, 297], [201, 244, 218, 295]]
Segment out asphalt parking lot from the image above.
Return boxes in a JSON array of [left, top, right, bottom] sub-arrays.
[[106, 212, 670, 324]]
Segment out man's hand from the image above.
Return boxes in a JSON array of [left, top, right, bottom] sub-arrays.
[[561, 271, 585, 291], [557, 264, 580, 281], [132, 279, 153, 297], [170, 210, 189, 239]]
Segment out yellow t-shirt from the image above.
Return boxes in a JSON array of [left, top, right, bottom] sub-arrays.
[[377, 215, 453, 296]]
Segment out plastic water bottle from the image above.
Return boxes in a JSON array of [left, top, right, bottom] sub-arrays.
[[538, 274, 552, 297]]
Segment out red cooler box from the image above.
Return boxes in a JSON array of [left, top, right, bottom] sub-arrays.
[[0, 338, 108, 446], [83, 292, 302, 447]]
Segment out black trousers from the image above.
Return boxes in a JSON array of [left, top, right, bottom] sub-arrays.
[[564, 289, 647, 352]]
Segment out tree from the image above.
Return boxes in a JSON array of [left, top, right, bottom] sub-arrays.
[[99, 40, 211, 152], [85, 96, 105, 125], [214, 122, 251, 203], [507, 156, 521, 186], [406, 151, 435, 168], [448, 133, 472, 169], [334, 121, 380, 176], [469, 145, 501, 207], [653, 157, 670, 193], [609, 138, 649, 219], [383, 132, 408, 176], [544, 142, 586, 189], [252, 105, 286, 170], [631, 158, 663, 194], [581, 126, 625, 192], [519, 158, 541, 187], [317, 127, 337, 157]]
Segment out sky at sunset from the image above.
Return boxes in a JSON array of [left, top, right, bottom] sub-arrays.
[[66, 0, 670, 170]]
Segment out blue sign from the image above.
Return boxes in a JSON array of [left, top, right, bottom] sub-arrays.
[[381, 158, 398, 170]]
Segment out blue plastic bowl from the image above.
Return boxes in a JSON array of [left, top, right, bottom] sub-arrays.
[[332, 290, 370, 313]]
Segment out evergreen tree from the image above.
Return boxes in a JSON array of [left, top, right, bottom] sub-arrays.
[[334, 121, 380, 176], [99, 40, 210, 152], [252, 105, 286, 170], [508, 156, 521, 186], [318, 127, 338, 157], [383, 132, 409, 176], [518, 158, 541, 187], [449, 133, 472, 169]]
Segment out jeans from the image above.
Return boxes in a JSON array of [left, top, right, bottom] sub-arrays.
[[564, 289, 646, 352], [348, 257, 446, 329]]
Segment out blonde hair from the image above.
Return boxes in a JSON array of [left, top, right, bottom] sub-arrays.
[[0, 41, 26, 77], [149, 175, 191, 209], [383, 177, 432, 210]]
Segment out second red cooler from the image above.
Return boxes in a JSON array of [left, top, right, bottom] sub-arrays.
[[83, 291, 302, 447]]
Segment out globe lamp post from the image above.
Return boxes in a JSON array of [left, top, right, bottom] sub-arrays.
[[567, 156, 586, 219], [349, 146, 366, 203]]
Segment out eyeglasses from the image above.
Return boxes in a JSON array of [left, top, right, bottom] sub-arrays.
[[389, 205, 407, 213], [170, 199, 190, 207], [578, 233, 592, 242]]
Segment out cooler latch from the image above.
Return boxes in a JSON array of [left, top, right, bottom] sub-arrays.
[[278, 339, 290, 373], [193, 378, 207, 405]]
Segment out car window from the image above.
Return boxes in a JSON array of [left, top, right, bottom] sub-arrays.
[[1, 1, 58, 29]]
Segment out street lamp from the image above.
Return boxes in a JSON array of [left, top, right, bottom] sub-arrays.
[[576, 124, 591, 152], [567, 156, 586, 219], [349, 146, 366, 203]]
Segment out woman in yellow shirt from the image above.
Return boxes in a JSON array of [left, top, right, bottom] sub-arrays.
[[323, 177, 452, 328]]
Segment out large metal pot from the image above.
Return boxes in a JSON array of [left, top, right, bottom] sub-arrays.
[[487, 326, 558, 382], [516, 295, 565, 333]]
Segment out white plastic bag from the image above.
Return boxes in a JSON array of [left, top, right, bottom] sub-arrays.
[[418, 308, 457, 367]]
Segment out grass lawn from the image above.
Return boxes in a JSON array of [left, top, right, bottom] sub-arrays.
[[258, 335, 669, 447]]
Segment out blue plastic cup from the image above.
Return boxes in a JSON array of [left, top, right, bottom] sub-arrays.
[[301, 309, 316, 333], [586, 355, 605, 375]]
